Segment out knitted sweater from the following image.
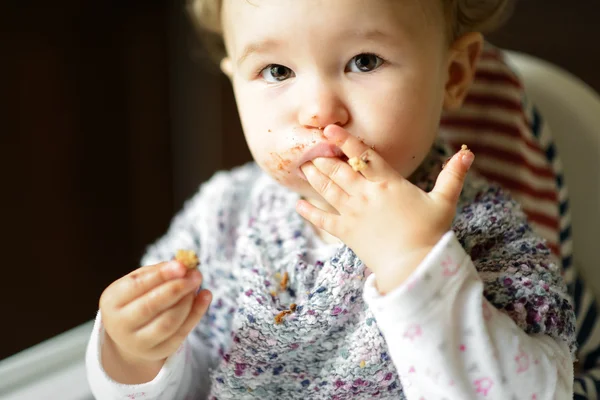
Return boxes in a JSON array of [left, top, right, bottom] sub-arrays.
[[86, 140, 577, 399]]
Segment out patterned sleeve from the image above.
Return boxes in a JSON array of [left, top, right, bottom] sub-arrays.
[[454, 179, 578, 356]]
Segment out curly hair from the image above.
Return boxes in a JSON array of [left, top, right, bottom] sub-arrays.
[[190, 0, 514, 62]]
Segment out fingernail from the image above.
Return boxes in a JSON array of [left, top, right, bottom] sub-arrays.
[[201, 290, 212, 303], [323, 125, 336, 138], [461, 151, 474, 169], [162, 260, 182, 274], [192, 271, 202, 282], [190, 270, 202, 284]]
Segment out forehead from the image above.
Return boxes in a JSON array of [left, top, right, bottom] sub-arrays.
[[221, 0, 445, 44]]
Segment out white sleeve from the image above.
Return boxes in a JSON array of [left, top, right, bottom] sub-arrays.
[[85, 311, 212, 400], [363, 231, 574, 400]]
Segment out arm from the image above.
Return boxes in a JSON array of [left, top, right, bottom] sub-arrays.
[[86, 183, 213, 399], [364, 231, 575, 400]]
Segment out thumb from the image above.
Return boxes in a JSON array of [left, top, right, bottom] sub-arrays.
[[430, 146, 474, 204]]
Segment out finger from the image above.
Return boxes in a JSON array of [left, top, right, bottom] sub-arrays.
[[125, 270, 203, 328], [150, 290, 212, 357], [296, 199, 340, 236], [300, 162, 349, 211], [430, 146, 475, 205], [134, 292, 195, 348], [103, 260, 189, 309], [311, 156, 363, 194], [323, 124, 392, 181], [170, 290, 212, 345]]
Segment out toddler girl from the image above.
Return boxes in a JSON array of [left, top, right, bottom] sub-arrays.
[[86, 1, 576, 398]]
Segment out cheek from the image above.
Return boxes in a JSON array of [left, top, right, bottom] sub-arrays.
[[360, 74, 443, 176], [234, 88, 286, 177], [241, 126, 310, 188]]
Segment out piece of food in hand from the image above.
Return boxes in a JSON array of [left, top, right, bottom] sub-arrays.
[[175, 249, 199, 270], [442, 144, 470, 169], [348, 155, 368, 172]]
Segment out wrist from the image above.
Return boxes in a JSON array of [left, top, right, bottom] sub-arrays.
[[102, 333, 166, 384], [373, 247, 432, 295]]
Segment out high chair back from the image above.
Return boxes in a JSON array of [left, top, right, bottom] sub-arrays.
[[505, 50, 600, 294]]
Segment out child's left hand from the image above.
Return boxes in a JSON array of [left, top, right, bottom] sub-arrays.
[[297, 125, 474, 295]]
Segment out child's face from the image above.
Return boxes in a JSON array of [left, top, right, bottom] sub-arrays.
[[221, 0, 469, 206]]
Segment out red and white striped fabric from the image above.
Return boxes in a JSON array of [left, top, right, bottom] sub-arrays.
[[440, 44, 564, 260]]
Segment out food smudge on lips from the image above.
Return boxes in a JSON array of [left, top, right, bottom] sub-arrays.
[[265, 130, 356, 183]]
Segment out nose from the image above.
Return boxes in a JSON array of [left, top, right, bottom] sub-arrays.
[[297, 80, 349, 129]]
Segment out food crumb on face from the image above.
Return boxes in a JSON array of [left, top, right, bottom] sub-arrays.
[[271, 152, 292, 171], [290, 143, 307, 153], [175, 249, 199, 269]]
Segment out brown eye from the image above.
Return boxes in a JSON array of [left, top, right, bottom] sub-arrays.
[[347, 53, 384, 73]]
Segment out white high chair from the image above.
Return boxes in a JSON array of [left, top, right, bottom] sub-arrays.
[[505, 51, 600, 295], [0, 51, 598, 400]]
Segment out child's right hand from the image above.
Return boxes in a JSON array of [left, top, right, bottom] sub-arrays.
[[99, 260, 211, 382]]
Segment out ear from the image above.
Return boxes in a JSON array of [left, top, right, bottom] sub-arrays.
[[220, 57, 233, 78], [443, 32, 484, 111]]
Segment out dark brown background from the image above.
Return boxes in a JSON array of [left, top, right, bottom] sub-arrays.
[[1, 0, 599, 361]]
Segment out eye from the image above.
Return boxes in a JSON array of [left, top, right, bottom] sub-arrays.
[[260, 64, 294, 82], [347, 53, 384, 73]]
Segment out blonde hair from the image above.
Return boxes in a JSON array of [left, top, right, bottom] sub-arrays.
[[190, 0, 514, 62]]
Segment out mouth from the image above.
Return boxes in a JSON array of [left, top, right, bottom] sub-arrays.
[[297, 142, 346, 180]]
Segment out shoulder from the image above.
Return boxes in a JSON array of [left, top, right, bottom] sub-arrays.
[[179, 162, 264, 218], [199, 162, 263, 202], [452, 172, 542, 258], [141, 162, 266, 265]]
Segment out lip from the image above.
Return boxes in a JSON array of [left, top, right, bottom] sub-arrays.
[[297, 142, 345, 180]]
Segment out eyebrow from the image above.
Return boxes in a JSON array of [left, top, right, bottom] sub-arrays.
[[235, 29, 396, 67], [353, 29, 391, 41], [349, 28, 400, 45], [236, 39, 280, 67]]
